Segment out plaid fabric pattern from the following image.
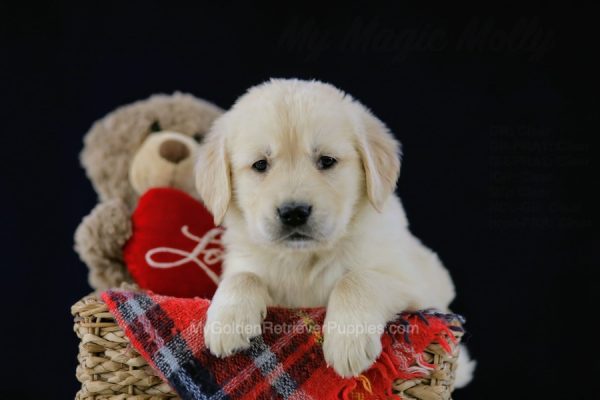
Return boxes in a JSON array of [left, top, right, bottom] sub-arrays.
[[102, 290, 462, 400]]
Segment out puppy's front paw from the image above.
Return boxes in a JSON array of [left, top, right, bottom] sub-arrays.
[[323, 319, 383, 378], [203, 301, 266, 357]]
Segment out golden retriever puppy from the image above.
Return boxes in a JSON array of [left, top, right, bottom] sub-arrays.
[[195, 79, 474, 385]]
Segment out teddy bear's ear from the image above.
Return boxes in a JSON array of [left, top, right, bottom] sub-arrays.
[[81, 114, 142, 207], [195, 123, 231, 225]]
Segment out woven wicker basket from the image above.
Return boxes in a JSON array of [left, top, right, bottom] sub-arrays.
[[72, 293, 462, 400]]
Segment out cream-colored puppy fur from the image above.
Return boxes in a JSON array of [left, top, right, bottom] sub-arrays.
[[196, 79, 474, 385]]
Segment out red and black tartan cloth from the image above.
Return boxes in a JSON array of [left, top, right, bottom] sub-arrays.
[[102, 290, 463, 400]]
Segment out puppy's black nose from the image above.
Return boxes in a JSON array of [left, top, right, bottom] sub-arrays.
[[277, 203, 312, 227]]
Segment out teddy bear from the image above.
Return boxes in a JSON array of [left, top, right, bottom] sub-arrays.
[[74, 93, 224, 294]]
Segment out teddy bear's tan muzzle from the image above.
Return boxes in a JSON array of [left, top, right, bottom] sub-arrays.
[[159, 139, 190, 164]]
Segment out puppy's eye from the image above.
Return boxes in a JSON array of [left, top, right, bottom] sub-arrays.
[[252, 159, 269, 173], [150, 120, 162, 133], [317, 156, 337, 170], [193, 132, 204, 143]]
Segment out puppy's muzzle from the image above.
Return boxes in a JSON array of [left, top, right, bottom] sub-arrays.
[[277, 202, 312, 227]]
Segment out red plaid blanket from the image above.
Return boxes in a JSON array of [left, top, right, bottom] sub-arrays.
[[102, 290, 462, 400]]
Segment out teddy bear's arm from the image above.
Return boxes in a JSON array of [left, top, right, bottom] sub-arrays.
[[74, 199, 133, 290]]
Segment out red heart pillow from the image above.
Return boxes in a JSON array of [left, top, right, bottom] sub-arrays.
[[123, 188, 223, 298]]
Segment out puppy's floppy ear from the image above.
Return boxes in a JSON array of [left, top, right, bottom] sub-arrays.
[[355, 105, 401, 212], [195, 124, 231, 225]]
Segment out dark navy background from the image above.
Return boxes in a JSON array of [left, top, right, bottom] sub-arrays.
[[1, 3, 595, 399]]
